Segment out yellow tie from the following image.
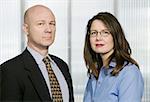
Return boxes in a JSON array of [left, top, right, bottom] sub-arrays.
[[43, 56, 63, 102]]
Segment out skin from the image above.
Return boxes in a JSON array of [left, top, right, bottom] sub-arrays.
[[23, 5, 56, 56], [90, 20, 114, 66]]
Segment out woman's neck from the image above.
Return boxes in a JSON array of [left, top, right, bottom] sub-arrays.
[[101, 49, 114, 67]]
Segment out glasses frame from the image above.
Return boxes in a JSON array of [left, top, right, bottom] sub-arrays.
[[89, 29, 111, 37]]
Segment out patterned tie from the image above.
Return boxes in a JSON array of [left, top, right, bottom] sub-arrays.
[[43, 56, 63, 102]]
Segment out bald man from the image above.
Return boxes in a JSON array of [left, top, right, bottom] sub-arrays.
[[0, 5, 74, 102]]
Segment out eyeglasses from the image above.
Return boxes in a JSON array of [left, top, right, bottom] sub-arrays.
[[89, 30, 110, 37]]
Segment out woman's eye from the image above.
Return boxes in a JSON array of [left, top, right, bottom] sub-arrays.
[[104, 31, 109, 34]]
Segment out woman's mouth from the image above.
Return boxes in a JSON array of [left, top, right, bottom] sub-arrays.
[[96, 44, 104, 47]]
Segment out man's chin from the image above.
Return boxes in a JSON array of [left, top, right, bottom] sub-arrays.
[[43, 43, 53, 48]]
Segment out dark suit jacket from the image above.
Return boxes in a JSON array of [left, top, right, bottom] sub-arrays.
[[0, 49, 74, 102]]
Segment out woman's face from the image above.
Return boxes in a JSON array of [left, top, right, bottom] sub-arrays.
[[89, 19, 114, 57]]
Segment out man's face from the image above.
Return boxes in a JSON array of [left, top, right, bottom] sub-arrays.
[[23, 6, 56, 50]]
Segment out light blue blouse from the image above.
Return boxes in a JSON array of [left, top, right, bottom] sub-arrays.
[[83, 61, 144, 102]]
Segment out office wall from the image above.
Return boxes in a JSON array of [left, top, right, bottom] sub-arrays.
[[0, 0, 21, 64], [0, 0, 149, 101]]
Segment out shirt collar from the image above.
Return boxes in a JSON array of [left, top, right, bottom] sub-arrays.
[[27, 46, 48, 65], [109, 59, 129, 68], [27, 46, 55, 65], [109, 60, 116, 68], [47, 55, 55, 65], [105, 59, 129, 75], [101, 59, 117, 76]]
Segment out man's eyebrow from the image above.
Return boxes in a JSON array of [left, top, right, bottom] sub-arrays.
[[50, 21, 55, 23], [35, 20, 55, 22]]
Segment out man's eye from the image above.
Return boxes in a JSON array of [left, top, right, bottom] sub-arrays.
[[50, 22, 56, 26], [38, 23, 44, 25]]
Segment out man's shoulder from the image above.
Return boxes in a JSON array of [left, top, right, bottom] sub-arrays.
[[0, 53, 23, 68], [50, 54, 61, 60], [1, 49, 31, 67], [49, 54, 67, 65]]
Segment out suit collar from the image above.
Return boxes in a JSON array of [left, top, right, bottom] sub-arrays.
[[21, 49, 52, 101]]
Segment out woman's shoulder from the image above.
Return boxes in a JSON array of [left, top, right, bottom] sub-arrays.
[[119, 63, 143, 79]]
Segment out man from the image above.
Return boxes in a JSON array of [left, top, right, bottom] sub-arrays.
[[0, 5, 74, 102]]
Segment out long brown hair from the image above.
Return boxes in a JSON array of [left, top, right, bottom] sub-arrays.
[[84, 12, 139, 79]]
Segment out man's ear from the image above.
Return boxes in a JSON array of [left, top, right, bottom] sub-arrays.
[[22, 23, 29, 36]]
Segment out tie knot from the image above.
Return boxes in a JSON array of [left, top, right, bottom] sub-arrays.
[[43, 56, 50, 65]]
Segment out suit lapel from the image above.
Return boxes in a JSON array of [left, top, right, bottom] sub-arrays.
[[21, 49, 52, 101]]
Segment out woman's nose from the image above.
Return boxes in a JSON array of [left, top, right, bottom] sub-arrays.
[[96, 33, 103, 40]]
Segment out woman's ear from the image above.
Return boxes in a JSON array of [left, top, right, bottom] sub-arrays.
[[22, 23, 29, 36]]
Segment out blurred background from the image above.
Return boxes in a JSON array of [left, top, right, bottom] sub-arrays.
[[0, 0, 149, 101]]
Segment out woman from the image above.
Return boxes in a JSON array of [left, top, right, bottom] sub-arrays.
[[83, 12, 144, 102]]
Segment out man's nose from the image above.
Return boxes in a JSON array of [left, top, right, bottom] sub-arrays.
[[45, 24, 52, 33]]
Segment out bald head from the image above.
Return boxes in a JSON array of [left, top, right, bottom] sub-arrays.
[[24, 5, 55, 24], [22, 5, 56, 55]]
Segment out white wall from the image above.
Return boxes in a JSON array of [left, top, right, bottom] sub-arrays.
[[0, 0, 149, 101], [0, 0, 21, 64]]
